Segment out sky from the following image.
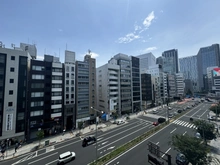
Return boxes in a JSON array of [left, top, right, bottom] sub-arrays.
[[1, 0, 220, 67]]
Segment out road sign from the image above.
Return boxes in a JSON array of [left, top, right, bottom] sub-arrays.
[[148, 141, 160, 157]]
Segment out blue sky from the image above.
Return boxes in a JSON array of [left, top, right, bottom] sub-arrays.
[[1, 0, 220, 67]]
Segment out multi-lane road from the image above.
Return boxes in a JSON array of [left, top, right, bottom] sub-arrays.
[[1, 100, 213, 165], [106, 101, 212, 165]]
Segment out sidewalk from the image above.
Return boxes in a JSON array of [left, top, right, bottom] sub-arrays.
[[0, 123, 109, 161]]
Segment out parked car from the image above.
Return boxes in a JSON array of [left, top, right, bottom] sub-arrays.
[[82, 136, 96, 147], [158, 117, 166, 123], [168, 107, 172, 110], [176, 153, 189, 165], [57, 151, 76, 164], [153, 121, 159, 126], [168, 113, 174, 118]]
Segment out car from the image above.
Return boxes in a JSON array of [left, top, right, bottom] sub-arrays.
[[168, 113, 174, 118], [177, 109, 182, 113], [153, 121, 159, 126], [153, 109, 159, 114], [158, 117, 166, 123], [82, 136, 96, 147], [176, 153, 189, 165], [168, 107, 172, 110], [195, 132, 201, 139], [117, 120, 125, 125], [57, 151, 76, 164]]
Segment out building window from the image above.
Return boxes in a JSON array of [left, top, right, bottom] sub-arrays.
[[17, 112, 24, 120], [8, 102, 13, 106], [66, 73, 69, 78], [32, 74, 44, 80], [32, 65, 45, 71], [31, 92, 44, 97], [71, 80, 74, 85], [10, 67, 15, 72], [9, 90, 13, 95], [66, 87, 69, 91], [11, 56, 15, 60], [6, 114, 13, 131], [66, 80, 69, 85], [30, 110, 43, 117], [31, 101, 44, 107], [66, 94, 69, 99], [71, 94, 74, 98], [9, 79, 14, 83], [71, 67, 74, 72], [71, 87, 74, 92]]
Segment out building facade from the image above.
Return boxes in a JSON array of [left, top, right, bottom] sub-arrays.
[[136, 52, 156, 72], [197, 44, 220, 91], [141, 73, 152, 109], [179, 55, 198, 92], [63, 50, 76, 130], [162, 49, 179, 74], [0, 46, 30, 143]]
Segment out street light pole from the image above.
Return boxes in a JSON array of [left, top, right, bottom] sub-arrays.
[[91, 107, 103, 163]]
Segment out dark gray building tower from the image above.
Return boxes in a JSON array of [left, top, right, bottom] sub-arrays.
[[197, 44, 220, 91], [162, 49, 179, 74]]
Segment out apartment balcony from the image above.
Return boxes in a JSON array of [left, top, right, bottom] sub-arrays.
[[109, 76, 118, 79], [52, 72, 62, 76], [52, 96, 62, 100], [52, 88, 62, 92], [109, 81, 118, 85], [52, 80, 62, 84], [109, 86, 118, 90], [51, 112, 62, 118], [51, 104, 62, 109], [109, 91, 118, 95]]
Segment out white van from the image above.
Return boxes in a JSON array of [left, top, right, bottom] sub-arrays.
[[57, 151, 76, 164], [117, 120, 125, 125]]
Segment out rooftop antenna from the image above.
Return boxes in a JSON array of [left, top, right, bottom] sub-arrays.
[[88, 49, 91, 55], [44, 48, 46, 54]]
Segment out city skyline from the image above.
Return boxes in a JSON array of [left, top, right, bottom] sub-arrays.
[[1, 0, 220, 67]]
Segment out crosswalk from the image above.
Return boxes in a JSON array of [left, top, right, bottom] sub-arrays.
[[172, 120, 197, 129]]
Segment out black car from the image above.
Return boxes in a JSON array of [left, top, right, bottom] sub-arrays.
[[177, 109, 182, 113], [158, 117, 166, 123], [82, 136, 96, 147]]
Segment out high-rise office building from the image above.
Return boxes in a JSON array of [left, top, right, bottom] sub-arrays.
[[0, 46, 31, 142], [141, 73, 152, 109], [197, 44, 220, 91], [162, 49, 179, 74], [63, 50, 76, 130], [27, 55, 63, 140], [75, 54, 96, 127], [20, 43, 37, 59], [179, 55, 198, 92], [136, 52, 156, 72]]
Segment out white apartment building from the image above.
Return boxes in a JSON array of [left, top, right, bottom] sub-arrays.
[[175, 73, 185, 97], [96, 58, 120, 118]]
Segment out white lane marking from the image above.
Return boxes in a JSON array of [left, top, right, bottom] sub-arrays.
[[200, 109, 209, 118], [102, 141, 108, 145], [189, 124, 194, 128], [97, 137, 103, 141], [28, 152, 58, 164], [178, 121, 185, 125], [45, 159, 58, 165], [156, 142, 159, 145], [105, 123, 172, 165], [170, 128, 177, 134], [191, 108, 201, 117], [98, 124, 152, 151], [183, 122, 188, 127], [183, 131, 187, 135], [161, 147, 171, 158], [108, 146, 115, 150]]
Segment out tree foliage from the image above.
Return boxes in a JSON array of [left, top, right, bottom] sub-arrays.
[[209, 105, 220, 116], [170, 134, 209, 165], [193, 120, 216, 143], [36, 130, 44, 146]]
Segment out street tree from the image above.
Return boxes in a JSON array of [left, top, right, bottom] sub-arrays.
[[193, 120, 216, 144], [36, 130, 44, 146], [170, 134, 209, 165], [209, 105, 220, 117]]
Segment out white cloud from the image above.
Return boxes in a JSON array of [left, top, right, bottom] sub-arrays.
[[143, 11, 155, 28], [134, 24, 142, 31], [117, 33, 140, 43], [139, 46, 157, 53], [36, 55, 44, 61], [90, 52, 99, 58]]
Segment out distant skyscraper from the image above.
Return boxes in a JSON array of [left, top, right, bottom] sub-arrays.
[[197, 44, 220, 91], [179, 55, 198, 92], [136, 52, 156, 72], [162, 49, 179, 74], [20, 43, 37, 59]]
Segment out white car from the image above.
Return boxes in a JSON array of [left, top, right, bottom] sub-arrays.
[[117, 120, 125, 125], [168, 107, 172, 110], [57, 151, 76, 164], [153, 110, 158, 114]]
